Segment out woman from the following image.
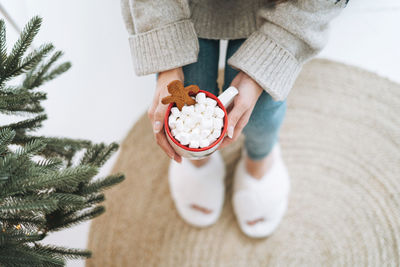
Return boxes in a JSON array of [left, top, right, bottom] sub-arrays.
[[120, 0, 346, 238]]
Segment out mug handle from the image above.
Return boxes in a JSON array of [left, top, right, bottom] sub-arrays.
[[218, 86, 238, 108]]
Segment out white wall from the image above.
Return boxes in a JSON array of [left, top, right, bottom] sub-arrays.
[[319, 0, 400, 82], [1, 0, 399, 266]]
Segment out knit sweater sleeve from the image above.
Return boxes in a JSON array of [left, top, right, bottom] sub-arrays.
[[227, 0, 347, 101], [120, 0, 199, 76]]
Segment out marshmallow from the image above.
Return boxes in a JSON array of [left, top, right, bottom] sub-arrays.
[[181, 105, 191, 116], [171, 129, 178, 136], [194, 103, 206, 113], [203, 112, 212, 119], [175, 119, 184, 131], [188, 105, 195, 114], [171, 107, 181, 118], [179, 133, 190, 145], [199, 139, 210, 148], [205, 97, 217, 107], [175, 133, 182, 141], [196, 92, 206, 104], [183, 117, 196, 129], [182, 126, 191, 133], [214, 107, 225, 118], [200, 118, 213, 130], [191, 127, 200, 135], [168, 116, 177, 129], [205, 105, 214, 114], [213, 117, 223, 130], [192, 113, 202, 124], [189, 140, 200, 148], [211, 129, 221, 139], [189, 131, 201, 141], [200, 129, 211, 139], [203, 107, 214, 118]]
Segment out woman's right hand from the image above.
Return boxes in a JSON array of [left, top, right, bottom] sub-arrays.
[[148, 67, 184, 163]]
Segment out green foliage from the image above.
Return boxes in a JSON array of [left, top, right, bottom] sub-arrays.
[[0, 16, 125, 266]]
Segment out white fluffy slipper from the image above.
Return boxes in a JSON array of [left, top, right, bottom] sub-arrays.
[[232, 143, 290, 238], [168, 151, 226, 228]]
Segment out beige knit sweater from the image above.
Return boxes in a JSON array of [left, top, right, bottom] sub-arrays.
[[120, 0, 346, 101]]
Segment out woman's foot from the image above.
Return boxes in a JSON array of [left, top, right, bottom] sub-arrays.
[[168, 151, 226, 228], [232, 143, 290, 238], [244, 147, 276, 180]]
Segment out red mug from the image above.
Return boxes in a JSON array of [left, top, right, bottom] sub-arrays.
[[164, 86, 238, 159]]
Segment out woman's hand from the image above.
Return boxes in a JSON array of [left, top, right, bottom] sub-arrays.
[[148, 67, 184, 163], [218, 71, 263, 150]]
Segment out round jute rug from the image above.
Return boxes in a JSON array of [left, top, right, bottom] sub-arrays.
[[86, 59, 400, 267]]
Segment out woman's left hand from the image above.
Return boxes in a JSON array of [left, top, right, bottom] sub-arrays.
[[218, 71, 263, 150]]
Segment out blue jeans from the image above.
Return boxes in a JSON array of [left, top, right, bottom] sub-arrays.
[[161, 38, 287, 160]]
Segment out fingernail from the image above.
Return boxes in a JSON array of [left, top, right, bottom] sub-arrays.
[[175, 156, 182, 163], [153, 121, 162, 133], [227, 126, 234, 138]]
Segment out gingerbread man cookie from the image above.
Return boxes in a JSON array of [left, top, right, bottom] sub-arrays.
[[161, 80, 200, 110]]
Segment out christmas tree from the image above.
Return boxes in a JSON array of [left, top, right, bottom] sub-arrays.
[[0, 16, 125, 266]]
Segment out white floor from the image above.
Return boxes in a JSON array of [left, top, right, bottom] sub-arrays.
[[0, 0, 399, 266]]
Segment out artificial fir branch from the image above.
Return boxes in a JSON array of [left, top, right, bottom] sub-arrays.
[[9, 43, 54, 81], [0, 16, 125, 266], [46, 206, 105, 233], [0, 20, 7, 69], [1, 16, 42, 86], [0, 196, 59, 213], [33, 244, 91, 260], [85, 193, 105, 206], [80, 173, 125, 195]]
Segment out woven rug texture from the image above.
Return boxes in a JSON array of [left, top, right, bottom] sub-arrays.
[[86, 59, 400, 267]]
